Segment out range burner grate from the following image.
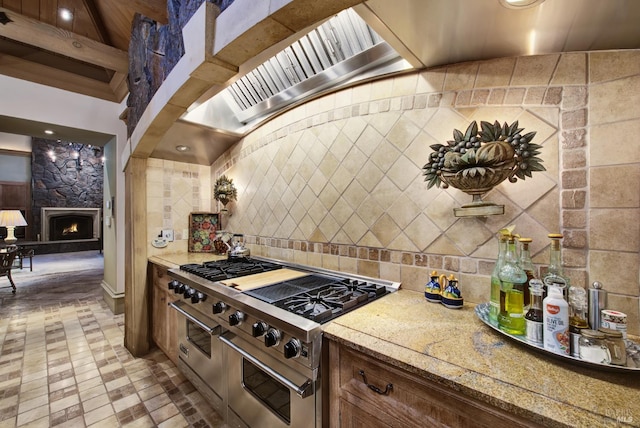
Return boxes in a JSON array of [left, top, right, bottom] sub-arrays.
[[180, 258, 282, 281], [247, 275, 389, 323]]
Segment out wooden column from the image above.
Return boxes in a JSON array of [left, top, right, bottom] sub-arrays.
[[124, 156, 150, 357]]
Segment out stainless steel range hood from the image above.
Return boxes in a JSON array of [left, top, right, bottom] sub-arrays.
[[180, 8, 411, 136], [152, 0, 640, 166]]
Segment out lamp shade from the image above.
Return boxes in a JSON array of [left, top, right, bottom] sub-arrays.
[[0, 210, 27, 227]]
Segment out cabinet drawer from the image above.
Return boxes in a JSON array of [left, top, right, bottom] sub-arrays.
[[333, 343, 538, 428]]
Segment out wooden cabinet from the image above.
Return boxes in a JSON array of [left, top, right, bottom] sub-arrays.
[[328, 339, 541, 428], [150, 263, 178, 364]]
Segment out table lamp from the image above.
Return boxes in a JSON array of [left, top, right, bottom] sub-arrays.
[[0, 210, 27, 244]]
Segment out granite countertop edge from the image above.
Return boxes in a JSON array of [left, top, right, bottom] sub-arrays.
[[324, 290, 639, 428]]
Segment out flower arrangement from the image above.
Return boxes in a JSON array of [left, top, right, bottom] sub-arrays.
[[422, 120, 545, 194]]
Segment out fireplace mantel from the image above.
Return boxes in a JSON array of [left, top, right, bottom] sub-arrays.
[[41, 207, 101, 242]]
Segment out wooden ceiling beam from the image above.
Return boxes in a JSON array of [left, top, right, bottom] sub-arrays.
[[81, 0, 112, 45], [0, 6, 128, 73], [0, 52, 118, 101]]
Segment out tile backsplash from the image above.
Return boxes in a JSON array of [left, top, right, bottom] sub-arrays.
[[154, 50, 640, 335]]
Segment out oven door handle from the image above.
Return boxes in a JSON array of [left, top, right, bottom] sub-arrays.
[[169, 302, 219, 335], [219, 335, 313, 399]]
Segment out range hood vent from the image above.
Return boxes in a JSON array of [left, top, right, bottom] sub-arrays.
[[178, 7, 411, 150], [222, 8, 406, 124]]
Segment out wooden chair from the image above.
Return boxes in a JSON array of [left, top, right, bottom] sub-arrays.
[[0, 248, 18, 293]]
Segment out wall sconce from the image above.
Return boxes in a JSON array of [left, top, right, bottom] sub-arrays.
[[0, 210, 27, 244]]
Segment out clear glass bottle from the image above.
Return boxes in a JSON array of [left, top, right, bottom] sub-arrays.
[[498, 235, 527, 335], [490, 234, 508, 326], [543, 233, 567, 299], [518, 237, 535, 309], [525, 279, 544, 345]]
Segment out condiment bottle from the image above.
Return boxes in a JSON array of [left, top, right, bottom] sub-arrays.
[[543, 285, 569, 355], [568, 284, 589, 357], [490, 232, 509, 326], [578, 329, 611, 364], [424, 271, 441, 302], [498, 235, 527, 335], [543, 233, 568, 300], [518, 237, 535, 309], [598, 327, 627, 366], [525, 279, 544, 345]]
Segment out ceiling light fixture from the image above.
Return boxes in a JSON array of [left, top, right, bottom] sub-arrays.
[[175, 145, 190, 152], [44, 129, 54, 135], [59, 8, 73, 21], [499, 0, 546, 9]]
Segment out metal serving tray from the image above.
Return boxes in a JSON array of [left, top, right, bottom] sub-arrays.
[[474, 303, 640, 373]]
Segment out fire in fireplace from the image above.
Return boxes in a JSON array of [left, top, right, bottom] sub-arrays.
[[41, 207, 101, 242], [50, 215, 93, 241]]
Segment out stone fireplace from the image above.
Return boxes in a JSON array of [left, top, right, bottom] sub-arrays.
[[41, 207, 101, 242]]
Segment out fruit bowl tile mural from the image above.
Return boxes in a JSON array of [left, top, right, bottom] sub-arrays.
[[188, 212, 220, 252], [422, 120, 545, 216]]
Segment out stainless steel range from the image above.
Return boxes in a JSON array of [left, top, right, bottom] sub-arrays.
[[167, 256, 400, 428]]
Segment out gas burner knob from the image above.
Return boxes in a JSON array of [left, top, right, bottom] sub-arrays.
[[264, 328, 281, 348], [213, 301, 227, 314], [229, 311, 244, 326], [283, 338, 301, 359], [191, 292, 206, 304], [252, 321, 268, 337], [168, 280, 179, 290], [174, 283, 186, 294], [183, 287, 194, 298]]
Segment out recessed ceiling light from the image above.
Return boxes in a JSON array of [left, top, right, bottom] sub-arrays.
[[175, 145, 190, 152], [59, 8, 73, 21], [44, 130, 54, 135], [499, 0, 546, 9]]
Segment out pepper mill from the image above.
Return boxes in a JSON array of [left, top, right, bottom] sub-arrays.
[[588, 281, 607, 330]]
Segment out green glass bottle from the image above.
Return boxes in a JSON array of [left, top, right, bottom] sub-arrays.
[[489, 233, 508, 326], [498, 235, 527, 335]]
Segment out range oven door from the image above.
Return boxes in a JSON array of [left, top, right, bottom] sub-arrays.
[[169, 301, 225, 400], [220, 333, 319, 428]]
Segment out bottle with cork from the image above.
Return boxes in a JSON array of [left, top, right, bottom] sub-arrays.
[[518, 237, 535, 310], [543, 233, 568, 299], [498, 233, 527, 335]]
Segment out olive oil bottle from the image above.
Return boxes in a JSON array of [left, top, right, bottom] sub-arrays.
[[498, 235, 527, 335], [489, 232, 508, 326]]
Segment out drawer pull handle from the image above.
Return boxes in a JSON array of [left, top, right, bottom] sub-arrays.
[[359, 369, 393, 395]]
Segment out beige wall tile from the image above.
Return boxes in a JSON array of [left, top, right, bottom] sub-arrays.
[[443, 62, 479, 92], [590, 50, 640, 83], [589, 251, 639, 296], [476, 58, 516, 88], [551, 53, 587, 85], [589, 208, 640, 252], [590, 120, 640, 166], [590, 165, 640, 208], [511, 54, 559, 86], [604, 294, 639, 337], [590, 75, 640, 125]]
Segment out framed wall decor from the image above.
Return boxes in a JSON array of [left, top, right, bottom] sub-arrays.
[[188, 212, 219, 252]]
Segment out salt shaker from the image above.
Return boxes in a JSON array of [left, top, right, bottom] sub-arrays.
[[588, 281, 607, 330]]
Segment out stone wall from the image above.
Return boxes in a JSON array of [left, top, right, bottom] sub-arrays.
[[127, 0, 235, 137], [31, 138, 104, 241]]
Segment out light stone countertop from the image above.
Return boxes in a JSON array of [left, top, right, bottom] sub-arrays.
[[324, 290, 640, 428], [148, 252, 226, 269]]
